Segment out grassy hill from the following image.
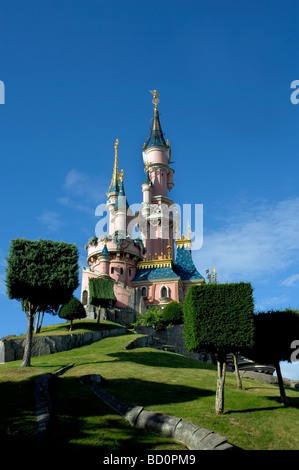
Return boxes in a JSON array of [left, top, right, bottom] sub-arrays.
[[1, 320, 299, 452]]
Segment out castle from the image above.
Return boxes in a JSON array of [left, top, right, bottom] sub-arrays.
[[81, 91, 204, 322]]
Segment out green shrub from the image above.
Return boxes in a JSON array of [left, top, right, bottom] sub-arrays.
[[162, 301, 183, 326], [134, 306, 164, 330], [59, 296, 86, 330], [89, 277, 116, 307]]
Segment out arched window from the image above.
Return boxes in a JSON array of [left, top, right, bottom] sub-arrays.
[[120, 267, 124, 275], [160, 286, 170, 299], [82, 290, 88, 305], [141, 286, 147, 297], [111, 267, 114, 274]]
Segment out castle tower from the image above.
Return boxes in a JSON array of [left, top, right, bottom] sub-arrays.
[[114, 169, 130, 238], [141, 91, 175, 259], [97, 241, 112, 278]]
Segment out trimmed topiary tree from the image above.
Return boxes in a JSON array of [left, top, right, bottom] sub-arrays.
[[6, 238, 79, 366], [243, 310, 299, 406], [183, 282, 254, 415], [59, 296, 86, 330], [89, 277, 116, 322]]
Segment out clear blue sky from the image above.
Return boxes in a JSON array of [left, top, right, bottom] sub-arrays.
[[1, 0, 299, 378]]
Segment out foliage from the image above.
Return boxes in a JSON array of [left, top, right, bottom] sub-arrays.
[[84, 236, 98, 250], [5, 238, 79, 365], [134, 306, 164, 330], [244, 310, 299, 365], [89, 277, 116, 307], [162, 301, 183, 326], [183, 282, 255, 355], [132, 237, 144, 248], [183, 282, 254, 414], [243, 309, 299, 405], [6, 238, 79, 312], [59, 296, 86, 322]]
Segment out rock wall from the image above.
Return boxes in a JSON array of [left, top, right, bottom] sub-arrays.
[[0, 327, 126, 363], [132, 325, 215, 363], [85, 305, 137, 328]]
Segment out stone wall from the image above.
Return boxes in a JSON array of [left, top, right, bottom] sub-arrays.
[[132, 325, 215, 363], [85, 305, 137, 328], [0, 327, 126, 363]]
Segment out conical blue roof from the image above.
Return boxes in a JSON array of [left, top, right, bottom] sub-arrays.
[[101, 243, 109, 255], [174, 246, 203, 281], [143, 108, 168, 149], [114, 178, 129, 210]]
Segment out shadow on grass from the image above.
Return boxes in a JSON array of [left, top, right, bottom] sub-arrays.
[[0, 377, 37, 450], [107, 349, 216, 370], [102, 377, 214, 408], [225, 393, 299, 414], [48, 376, 186, 454]]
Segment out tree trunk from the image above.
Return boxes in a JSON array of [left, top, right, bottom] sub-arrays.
[[233, 353, 242, 389], [21, 307, 35, 367], [34, 311, 40, 334], [275, 361, 288, 406], [216, 356, 226, 415]]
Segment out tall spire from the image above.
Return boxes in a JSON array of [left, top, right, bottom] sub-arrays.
[[107, 138, 120, 194], [143, 90, 169, 149]]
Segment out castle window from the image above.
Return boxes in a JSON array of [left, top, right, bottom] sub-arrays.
[[111, 267, 114, 274], [82, 290, 88, 305], [120, 267, 124, 275], [128, 268, 132, 277], [141, 286, 147, 297], [160, 286, 170, 299]]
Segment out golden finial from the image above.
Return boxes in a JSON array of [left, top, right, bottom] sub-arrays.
[[150, 89, 160, 109], [114, 138, 119, 155], [206, 269, 212, 283], [212, 268, 217, 283], [166, 139, 170, 146], [167, 239, 172, 259], [119, 169, 124, 182], [145, 160, 150, 173]]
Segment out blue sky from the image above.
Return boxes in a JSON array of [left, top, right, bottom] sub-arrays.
[[1, 0, 299, 378]]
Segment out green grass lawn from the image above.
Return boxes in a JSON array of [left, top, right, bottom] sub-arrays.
[[1, 320, 299, 451]]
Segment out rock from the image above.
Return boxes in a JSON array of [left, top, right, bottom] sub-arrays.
[[135, 410, 181, 438]]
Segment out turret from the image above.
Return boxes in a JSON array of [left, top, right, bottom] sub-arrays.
[[97, 241, 112, 278], [141, 161, 152, 218], [142, 90, 174, 198], [141, 91, 175, 258], [106, 139, 120, 235], [114, 169, 129, 238]]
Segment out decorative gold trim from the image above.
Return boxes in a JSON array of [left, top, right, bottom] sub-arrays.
[[137, 251, 173, 270], [107, 139, 120, 193], [150, 89, 160, 109]]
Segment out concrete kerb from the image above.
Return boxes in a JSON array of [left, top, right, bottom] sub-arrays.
[[35, 368, 234, 450], [82, 374, 234, 451], [34, 364, 75, 447]]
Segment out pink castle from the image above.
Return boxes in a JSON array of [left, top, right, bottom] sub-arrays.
[[81, 91, 204, 323]]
